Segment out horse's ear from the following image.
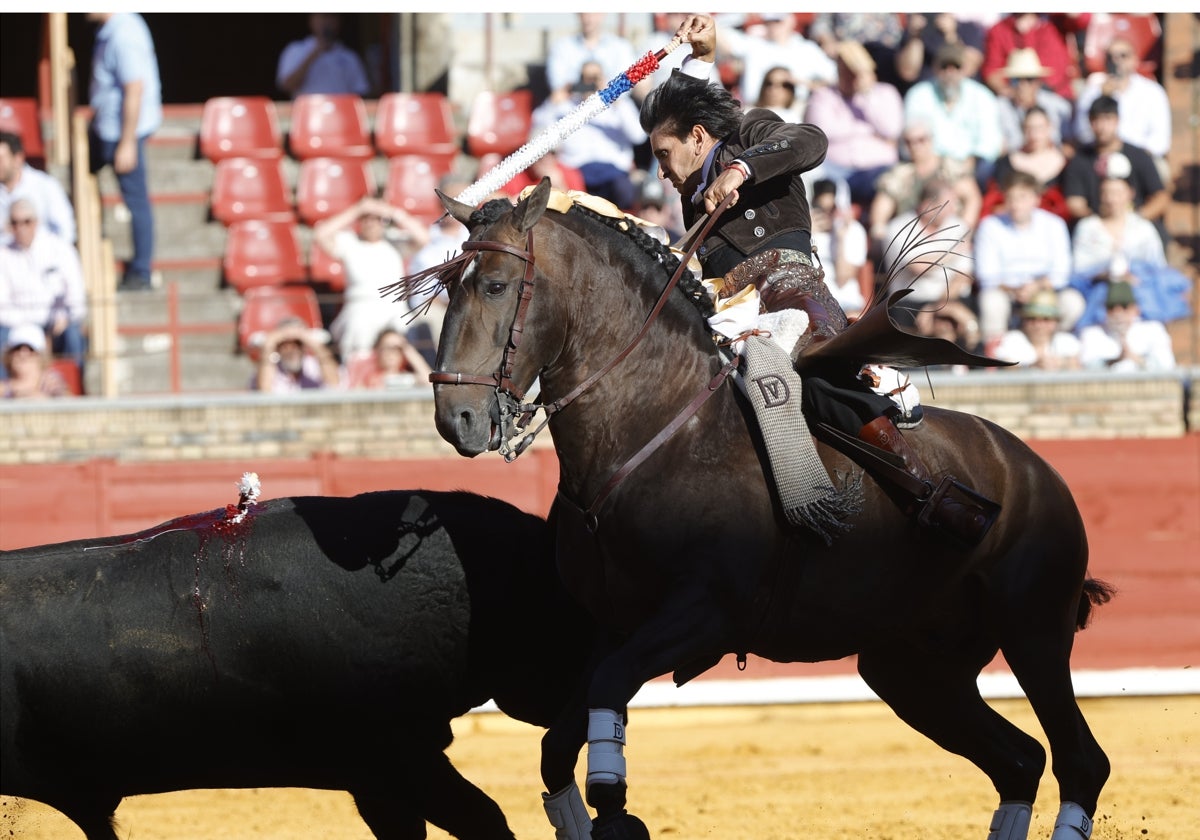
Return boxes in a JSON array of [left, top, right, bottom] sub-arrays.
[[438, 189, 475, 226], [511, 177, 552, 233]]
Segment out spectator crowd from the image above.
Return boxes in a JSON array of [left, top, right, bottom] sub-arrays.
[[522, 12, 1185, 373], [0, 12, 1188, 399], [676, 12, 1185, 372]]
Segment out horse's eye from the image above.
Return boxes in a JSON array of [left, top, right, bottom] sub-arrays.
[[484, 280, 507, 296]]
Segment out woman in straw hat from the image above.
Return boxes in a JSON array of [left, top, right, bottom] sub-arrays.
[[981, 13, 1073, 99]]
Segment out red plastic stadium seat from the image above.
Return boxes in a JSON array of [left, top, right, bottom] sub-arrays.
[[308, 239, 346, 293], [49, 358, 83, 396], [288, 93, 374, 161], [199, 96, 283, 162], [0, 97, 45, 166], [295, 156, 376, 226], [237, 285, 323, 360], [374, 92, 459, 171], [383, 155, 448, 226], [465, 89, 532, 159], [222, 219, 308, 293], [210, 157, 295, 225]]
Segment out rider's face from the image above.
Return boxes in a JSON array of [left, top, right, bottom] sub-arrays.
[[651, 127, 704, 194]]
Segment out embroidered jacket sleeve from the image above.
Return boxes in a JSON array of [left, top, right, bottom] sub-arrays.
[[727, 108, 827, 186]]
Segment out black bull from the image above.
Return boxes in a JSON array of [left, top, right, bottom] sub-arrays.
[[1, 490, 594, 839]]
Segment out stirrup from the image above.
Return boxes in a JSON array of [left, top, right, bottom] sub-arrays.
[[917, 475, 1000, 547]]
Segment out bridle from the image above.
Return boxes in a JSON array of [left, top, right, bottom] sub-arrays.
[[427, 230, 541, 461], [429, 195, 737, 476]]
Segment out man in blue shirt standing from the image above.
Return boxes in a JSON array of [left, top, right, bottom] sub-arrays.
[[86, 13, 161, 292]]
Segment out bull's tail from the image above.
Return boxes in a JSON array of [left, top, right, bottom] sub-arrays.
[[1076, 577, 1117, 630]]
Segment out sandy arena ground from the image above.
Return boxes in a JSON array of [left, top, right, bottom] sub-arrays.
[[3, 695, 1196, 839]]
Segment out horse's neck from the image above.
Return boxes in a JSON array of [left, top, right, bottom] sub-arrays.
[[541, 274, 727, 491]]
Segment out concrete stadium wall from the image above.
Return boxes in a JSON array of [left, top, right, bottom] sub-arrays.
[[2, 370, 1195, 469]]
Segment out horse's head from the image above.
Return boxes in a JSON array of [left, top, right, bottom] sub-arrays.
[[431, 179, 565, 457]]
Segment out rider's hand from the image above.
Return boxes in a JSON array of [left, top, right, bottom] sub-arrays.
[[701, 167, 743, 215], [676, 14, 716, 62]]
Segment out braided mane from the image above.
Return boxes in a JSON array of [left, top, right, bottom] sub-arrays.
[[564, 202, 716, 322]]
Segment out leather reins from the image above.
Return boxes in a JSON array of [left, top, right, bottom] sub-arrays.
[[429, 194, 737, 473]]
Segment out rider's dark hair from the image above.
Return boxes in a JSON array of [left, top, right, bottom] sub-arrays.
[[639, 70, 743, 141]]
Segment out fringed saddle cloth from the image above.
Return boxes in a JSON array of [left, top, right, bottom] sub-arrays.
[[709, 246, 1011, 543], [711, 248, 864, 545]]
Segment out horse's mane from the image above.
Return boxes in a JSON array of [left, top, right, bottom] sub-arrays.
[[382, 197, 717, 326], [560, 202, 716, 322]]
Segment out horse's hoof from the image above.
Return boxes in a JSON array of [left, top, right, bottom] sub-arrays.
[[591, 812, 651, 840], [586, 780, 627, 811]]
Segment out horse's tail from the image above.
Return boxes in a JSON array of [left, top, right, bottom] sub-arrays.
[[1077, 577, 1117, 630]]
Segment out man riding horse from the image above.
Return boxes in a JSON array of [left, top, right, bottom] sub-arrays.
[[640, 14, 993, 546]]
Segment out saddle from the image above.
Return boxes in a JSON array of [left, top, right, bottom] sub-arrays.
[[719, 248, 1005, 546]]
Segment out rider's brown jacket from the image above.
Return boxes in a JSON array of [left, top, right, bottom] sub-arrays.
[[682, 108, 828, 278]]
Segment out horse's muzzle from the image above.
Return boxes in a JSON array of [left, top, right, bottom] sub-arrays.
[[433, 391, 501, 457]]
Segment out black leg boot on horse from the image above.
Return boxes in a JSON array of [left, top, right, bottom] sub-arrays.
[[859, 414, 997, 547]]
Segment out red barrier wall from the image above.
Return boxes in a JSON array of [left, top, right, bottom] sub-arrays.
[[3, 437, 1197, 673]]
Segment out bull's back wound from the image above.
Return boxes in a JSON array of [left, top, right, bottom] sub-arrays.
[[97, 473, 262, 672]]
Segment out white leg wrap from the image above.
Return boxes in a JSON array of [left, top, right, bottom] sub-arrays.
[[1050, 802, 1093, 839], [585, 708, 627, 791], [542, 781, 593, 840], [986, 801, 1032, 840]]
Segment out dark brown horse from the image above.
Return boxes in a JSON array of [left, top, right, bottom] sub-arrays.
[[416, 179, 1113, 840]]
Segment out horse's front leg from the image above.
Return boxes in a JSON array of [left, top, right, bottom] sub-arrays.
[[584, 582, 736, 840], [540, 633, 623, 840]]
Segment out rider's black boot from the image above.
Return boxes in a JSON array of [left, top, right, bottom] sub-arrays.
[[858, 415, 994, 546]]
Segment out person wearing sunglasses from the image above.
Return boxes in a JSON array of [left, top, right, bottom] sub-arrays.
[[981, 14, 1074, 100], [0, 198, 87, 381], [903, 41, 1003, 192], [345, 326, 432, 391], [0, 131, 77, 245], [723, 12, 836, 115], [1078, 280, 1175, 372], [753, 66, 803, 124], [805, 40, 904, 209], [1073, 35, 1171, 166], [992, 289, 1081, 371], [867, 118, 982, 249]]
